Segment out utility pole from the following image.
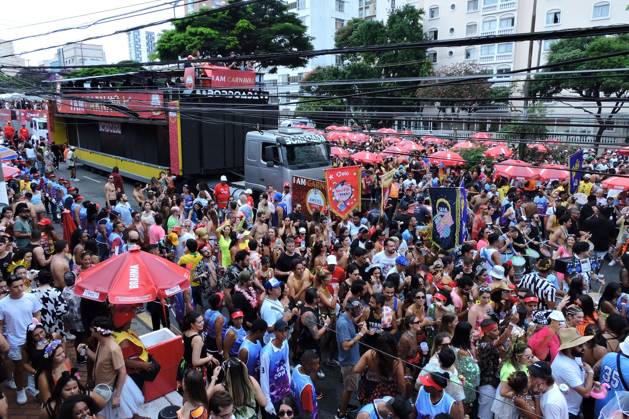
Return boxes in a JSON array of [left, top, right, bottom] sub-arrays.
[[520, 0, 537, 160]]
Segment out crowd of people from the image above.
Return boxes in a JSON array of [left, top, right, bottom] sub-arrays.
[[0, 123, 629, 419]]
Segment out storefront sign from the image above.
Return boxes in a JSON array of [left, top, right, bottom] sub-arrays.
[[190, 89, 268, 101], [98, 122, 122, 134], [56, 91, 165, 120], [292, 176, 327, 220], [325, 166, 361, 219]]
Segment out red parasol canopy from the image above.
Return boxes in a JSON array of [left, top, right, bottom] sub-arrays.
[[382, 145, 405, 159], [618, 147, 629, 157], [346, 133, 370, 144], [336, 126, 352, 132], [471, 132, 492, 140], [331, 146, 350, 158], [428, 150, 465, 167], [397, 140, 424, 152], [2, 165, 19, 180], [376, 128, 397, 134], [495, 159, 538, 179], [546, 138, 560, 145], [422, 136, 445, 145], [325, 131, 343, 142], [383, 136, 401, 145], [451, 140, 477, 151], [75, 246, 191, 304], [351, 151, 383, 165], [484, 145, 513, 158], [400, 130, 414, 135], [325, 125, 338, 131], [537, 164, 569, 181], [602, 176, 629, 191], [528, 144, 549, 153]]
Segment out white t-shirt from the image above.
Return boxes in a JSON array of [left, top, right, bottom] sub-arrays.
[[372, 251, 399, 276], [0, 293, 43, 347], [551, 353, 585, 415], [541, 383, 569, 419], [260, 297, 285, 344]]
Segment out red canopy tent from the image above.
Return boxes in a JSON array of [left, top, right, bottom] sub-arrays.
[[325, 125, 338, 131], [428, 150, 465, 167], [352, 151, 383, 165], [495, 160, 538, 179], [336, 126, 352, 132], [537, 164, 569, 181], [602, 176, 629, 191], [325, 131, 344, 142], [331, 147, 350, 158], [346, 133, 370, 144], [451, 140, 477, 150], [382, 145, 406, 160], [484, 145, 513, 158], [75, 247, 191, 304]]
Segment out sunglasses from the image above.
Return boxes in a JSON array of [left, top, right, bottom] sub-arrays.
[[278, 410, 294, 417], [415, 295, 425, 299]]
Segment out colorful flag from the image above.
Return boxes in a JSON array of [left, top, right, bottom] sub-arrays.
[[459, 179, 468, 244], [291, 176, 327, 220], [380, 169, 396, 213], [569, 150, 584, 194], [324, 166, 362, 219], [429, 187, 461, 251]]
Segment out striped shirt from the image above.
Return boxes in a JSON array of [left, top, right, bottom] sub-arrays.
[[518, 272, 556, 309]]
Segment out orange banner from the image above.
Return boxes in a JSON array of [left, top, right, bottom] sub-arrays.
[[325, 166, 361, 219]]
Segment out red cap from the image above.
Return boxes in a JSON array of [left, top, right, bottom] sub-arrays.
[[172, 225, 182, 232], [283, 182, 290, 188], [419, 374, 444, 391], [231, 310, 244, 319], [37, 218, 52, 226], [434, 293, 447, 302]]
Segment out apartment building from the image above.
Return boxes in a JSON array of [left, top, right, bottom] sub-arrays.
[[127, 30, 157, 62]]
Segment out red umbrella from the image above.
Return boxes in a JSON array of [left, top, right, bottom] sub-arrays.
[[538, 164, 569, 181], [618, 147, 629, 157], [602, 176, 629, 191], [528, 144, 549, 153], [325, 125, 338, 131], [400, 130, 414, 135], [546, 138, 560, 145], [428, 150, 464, 167], [471, 132, 492, 140], [483, 140, 500, 147], [377, 128, 397, 134], [382, 145, 405, 158], [336, 126, 352, 132], [383, 136, 401, 145], [75, 246, 191, 304], [495, 159, 538, 179], [422, 136, 445, 145], [397, 140, 424, 152], [325, 131, 343, 142], [451, 140, 477, 151], [2, 164, 19, 180], [484, 145, 513, 158], [352, 151, 383, 165], [331, 147, 350, 158], [347, 133, 370, 144]]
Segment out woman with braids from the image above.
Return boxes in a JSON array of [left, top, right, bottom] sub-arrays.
[[491, 339, 535, 418], [353, 332, 406, 405], [40, 372, 106, 419]]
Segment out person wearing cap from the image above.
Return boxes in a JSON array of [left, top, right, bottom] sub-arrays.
[[166, 206, 181, 234], [214, 175, 231, 213], [387, 255, 410, 282], [518, 258, 557, 310], [550, 327, 595, 417], [578, 174, 593, 196], [335, 298, 368, 419], [528, 360, 570, 419], [260, 319, 292, 405], [222, 310, 247, 360], [415, 371, 462, 419], [281, 182, 292, 215], [260, 277, 296, 344]]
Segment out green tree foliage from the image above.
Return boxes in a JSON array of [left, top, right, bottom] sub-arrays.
[[531, 35, 629, 150], [501, 103, 548, 159], [155, 0, 312, 71], [67, 61, 143, 78], [298, 5, 431, 126]]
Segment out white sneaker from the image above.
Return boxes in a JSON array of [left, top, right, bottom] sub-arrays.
[[71, 178, 80, 181], [609, 259, 617, 266], [5, 379, 16, 390], [26, 385, 39, 397], [16, 389, 27, 405]]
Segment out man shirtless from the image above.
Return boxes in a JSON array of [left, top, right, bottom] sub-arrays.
[[104, 175, 117, 208], [250, 210, 270, 242], [50, 240, 70, 288]]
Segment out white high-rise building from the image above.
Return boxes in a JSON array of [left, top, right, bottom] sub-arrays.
[[0, 40, 25, 76], [57, 43, 106, 66], [127, 30, 157, 62]]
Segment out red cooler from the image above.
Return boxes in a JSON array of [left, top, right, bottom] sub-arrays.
[[139, 328, 183, 402]]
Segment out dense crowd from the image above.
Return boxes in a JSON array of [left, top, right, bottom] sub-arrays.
[[0, 124, 629, 419]]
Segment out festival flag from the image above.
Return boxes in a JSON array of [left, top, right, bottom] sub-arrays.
[[459, 179, 468, 244], [569, 150, 584, 194], [380, 169, 396, 213], [324, 166, 362, 219], [429, 187, 461, 251], [291, 176, 327, 220]]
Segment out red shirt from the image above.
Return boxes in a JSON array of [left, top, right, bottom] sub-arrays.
[[214, 182, 230, 209], [4, 125, 14, 140], [18, 128, 29, 141]]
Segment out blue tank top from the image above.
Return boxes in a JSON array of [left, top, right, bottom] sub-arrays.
[[415, 387, 454, 419], [260, 340, 290, 404], [239, 337, 262, 379], [291, 366, 318, 419], [595, 352, 629, 417], [204, 309, 227, 339], [224, 325, 246, 357], [358, 396, 393, 419], [183, 193, 193, 210]]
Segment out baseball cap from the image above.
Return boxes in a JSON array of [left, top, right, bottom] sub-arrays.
[[548, 310, 565, 322], [264, 277, 283, 289], [167, 233, 179, 246], [245, 188, 252, 194], [326, 255, 337, 265], [419, 372, 446, 390], [283, 182, 290, 188], [529, 361, 553, 378], [299, 227, 307, 234], [395, 255, 409, 267], [220, 175, 227, 182], [273, 319, 289, 332], [231, 310, 244, 319]]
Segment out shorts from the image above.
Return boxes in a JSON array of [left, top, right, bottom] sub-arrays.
[[8, 345, 22, 361], [341, 365, 359, 392]]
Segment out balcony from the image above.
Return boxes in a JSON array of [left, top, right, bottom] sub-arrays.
[[497, 27, 514, 35], [481, 30, 496, 36], [495, 53, 513, 62], [499, 0, 517, 11], [483, 0, 517, 14], [479, 55, 494, 64]]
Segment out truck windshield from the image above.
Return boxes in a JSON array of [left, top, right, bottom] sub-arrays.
[[283, 143, 329, 168], [38, 122, 47, 130]]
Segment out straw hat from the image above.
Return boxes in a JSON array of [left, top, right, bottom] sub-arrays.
[[558, 327, 593, 351]]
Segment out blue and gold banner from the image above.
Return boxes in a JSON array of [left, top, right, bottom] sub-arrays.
[[429, 187, 461, 251], [569, 150, 584, 194]]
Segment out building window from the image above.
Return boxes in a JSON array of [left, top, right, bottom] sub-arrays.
[[499, 16, 515, 29], [428, 28, 439, 40], [546, 10, 561, 25], [428, 6, 439, 19], [480, 45, 496, 56], [466, 22, 478, 36], [495, 67, 511, 78], [465, 47, 477, 59], [335, 18, 345, 31], [336, 55, 343, 66], [543, 39, 558, 52], [592, 1, 610, 19], [297, 0, 306, 10], [482, 18, 497, 32], [496, 43, 513, 54], [427, 51, 438, 63], [467, 0, 479, 12], [335, 0, 344, 12], [484, 0, 498, 6], [448, 50, 454, 56]]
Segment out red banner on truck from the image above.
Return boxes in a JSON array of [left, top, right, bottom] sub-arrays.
[[201, 66, 256, 89], [324, 166, 361, 219], [56, 91, 165, 120]]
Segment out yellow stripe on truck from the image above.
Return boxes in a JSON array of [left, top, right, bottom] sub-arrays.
[[75, 149, 166, 181]]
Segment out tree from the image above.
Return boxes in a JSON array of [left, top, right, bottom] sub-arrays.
[[419, 63, 493, 113], [298, 5, 431, 126], [155, 0, 312, 71], [531, 35, 629, 151], [501, 102, 548, 159], [67, 61, 144, 78]]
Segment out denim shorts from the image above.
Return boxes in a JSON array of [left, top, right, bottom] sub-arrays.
[[8, 345, 22, 361]]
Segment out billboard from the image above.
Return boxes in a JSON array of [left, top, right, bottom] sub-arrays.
[[56, 91, 165, 120]]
